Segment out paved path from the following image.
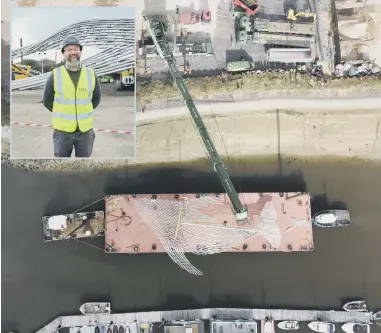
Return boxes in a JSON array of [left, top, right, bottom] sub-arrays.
[[136, 97, 381, 124]]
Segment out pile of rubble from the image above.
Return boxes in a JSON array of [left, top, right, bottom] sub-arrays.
[[334, 61, 381, 78]]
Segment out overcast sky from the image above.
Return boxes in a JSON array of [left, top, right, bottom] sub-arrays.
[[11, 5, 135, 61]]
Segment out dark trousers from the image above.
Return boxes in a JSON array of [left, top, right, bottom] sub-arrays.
[[53, 129, 95, 158]]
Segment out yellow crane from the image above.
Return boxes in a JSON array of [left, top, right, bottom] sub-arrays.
[[287, 8, 316, 23]]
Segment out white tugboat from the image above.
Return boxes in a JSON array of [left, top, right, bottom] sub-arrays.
[[278, 321, 300, 330], [341, 323, 370, 333], [342, 300, 367, 312], [308, 321, 335, 333], [79, 302, 111, 315], [312, 210, 351, 228]]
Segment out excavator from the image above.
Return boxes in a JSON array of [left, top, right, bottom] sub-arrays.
[[287, 8, 316, 23]]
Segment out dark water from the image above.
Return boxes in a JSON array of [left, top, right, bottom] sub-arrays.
[[1, 156, 381, 333]]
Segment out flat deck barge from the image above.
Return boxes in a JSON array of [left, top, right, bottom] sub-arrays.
[[104, 192, 313, 254], [36, 308, 375, 333]]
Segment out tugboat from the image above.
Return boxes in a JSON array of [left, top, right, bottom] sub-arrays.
[[107, 328, 112, 333], [100, 326, 107, 333], [79, 302, 111, 315], [308, 321, 335, 333], [341, 323, 370, 333], [113, 325, 118, 333], [342, 300, 367, 312], [312, 210, 351, 228], [119, 326, 125, 333], [95, 327, 100, 333], [278, 321, 300, 330]]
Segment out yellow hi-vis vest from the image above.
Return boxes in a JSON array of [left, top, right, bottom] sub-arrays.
[[52, 65, 96, 133]]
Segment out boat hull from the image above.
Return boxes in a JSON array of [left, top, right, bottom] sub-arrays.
[[42, 211, 105, 243], [342, 323, 370, 333], [342, 300, 367, 312], [104, 192, 314, 254], [79, 302, 111, 315], [308, 322, 335, 333], [278, 321, 300, 330], [262, 320, 275, 333], [312, 210, 351, 228]]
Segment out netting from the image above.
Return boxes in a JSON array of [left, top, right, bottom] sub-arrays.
[[134, 196, 282, 275]]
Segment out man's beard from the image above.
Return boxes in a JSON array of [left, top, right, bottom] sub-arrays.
[[66, 56, 80, 67]]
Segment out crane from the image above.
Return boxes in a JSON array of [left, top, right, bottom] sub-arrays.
[[142, 13, 249, 223]]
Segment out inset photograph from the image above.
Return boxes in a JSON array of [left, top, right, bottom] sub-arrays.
[[10, 6, 136, 159]]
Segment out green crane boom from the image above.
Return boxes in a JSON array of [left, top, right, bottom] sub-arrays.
[[142, 14, 248, 223]]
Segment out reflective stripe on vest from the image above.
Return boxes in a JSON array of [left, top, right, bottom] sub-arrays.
[[52, 66, 95, 132]]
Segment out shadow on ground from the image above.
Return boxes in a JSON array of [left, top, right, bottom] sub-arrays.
[[226, 49, 254, 63]]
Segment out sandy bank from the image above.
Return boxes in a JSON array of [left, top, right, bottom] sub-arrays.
[[135, 107, 381, 163], [2, 100, 380, 171]]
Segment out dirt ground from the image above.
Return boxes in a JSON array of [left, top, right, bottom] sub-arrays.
[[137, 73, 381, 106], [10, 83, 136, 159], [135, 107, 381, 163]]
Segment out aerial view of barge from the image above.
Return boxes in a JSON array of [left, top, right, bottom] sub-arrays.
[[42, 11, 352, 277]]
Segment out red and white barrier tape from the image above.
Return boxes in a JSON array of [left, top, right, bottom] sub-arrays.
[[12, 122, 134, 135]]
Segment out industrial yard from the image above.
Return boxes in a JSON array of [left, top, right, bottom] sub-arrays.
[[135, 0, 381, 107]]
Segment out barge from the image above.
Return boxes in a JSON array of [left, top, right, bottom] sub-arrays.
[[42, 191, 314, 275]]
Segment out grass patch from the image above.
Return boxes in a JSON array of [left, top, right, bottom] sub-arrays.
[[137, 72, 381, 105]]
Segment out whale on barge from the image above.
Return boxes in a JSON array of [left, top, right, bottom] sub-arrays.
[[42, 191, 314, 275]]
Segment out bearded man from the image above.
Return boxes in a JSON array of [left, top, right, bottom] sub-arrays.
[[43, 36, 101, 158]]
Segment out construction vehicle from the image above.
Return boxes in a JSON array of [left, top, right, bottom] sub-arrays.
[[254, 18, 316, 35], [287, 8, 316, 23], [112, 68, 135, 91], [234, 0, 260, 17], [12, 64, 33, 80], [226, 60, 255, 73], [142, 13, 248, 223]]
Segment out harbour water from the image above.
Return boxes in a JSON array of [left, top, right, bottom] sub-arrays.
[[1, 155, 381, 333]]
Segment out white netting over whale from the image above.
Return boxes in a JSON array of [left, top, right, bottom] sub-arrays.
[[133, 196, 281, 276]]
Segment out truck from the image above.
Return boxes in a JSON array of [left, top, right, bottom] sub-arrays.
[[266, 48, 314, 63], [253, 18, 316, 35], [226, 60, 254, 73], [113, 68, 135, 91]]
